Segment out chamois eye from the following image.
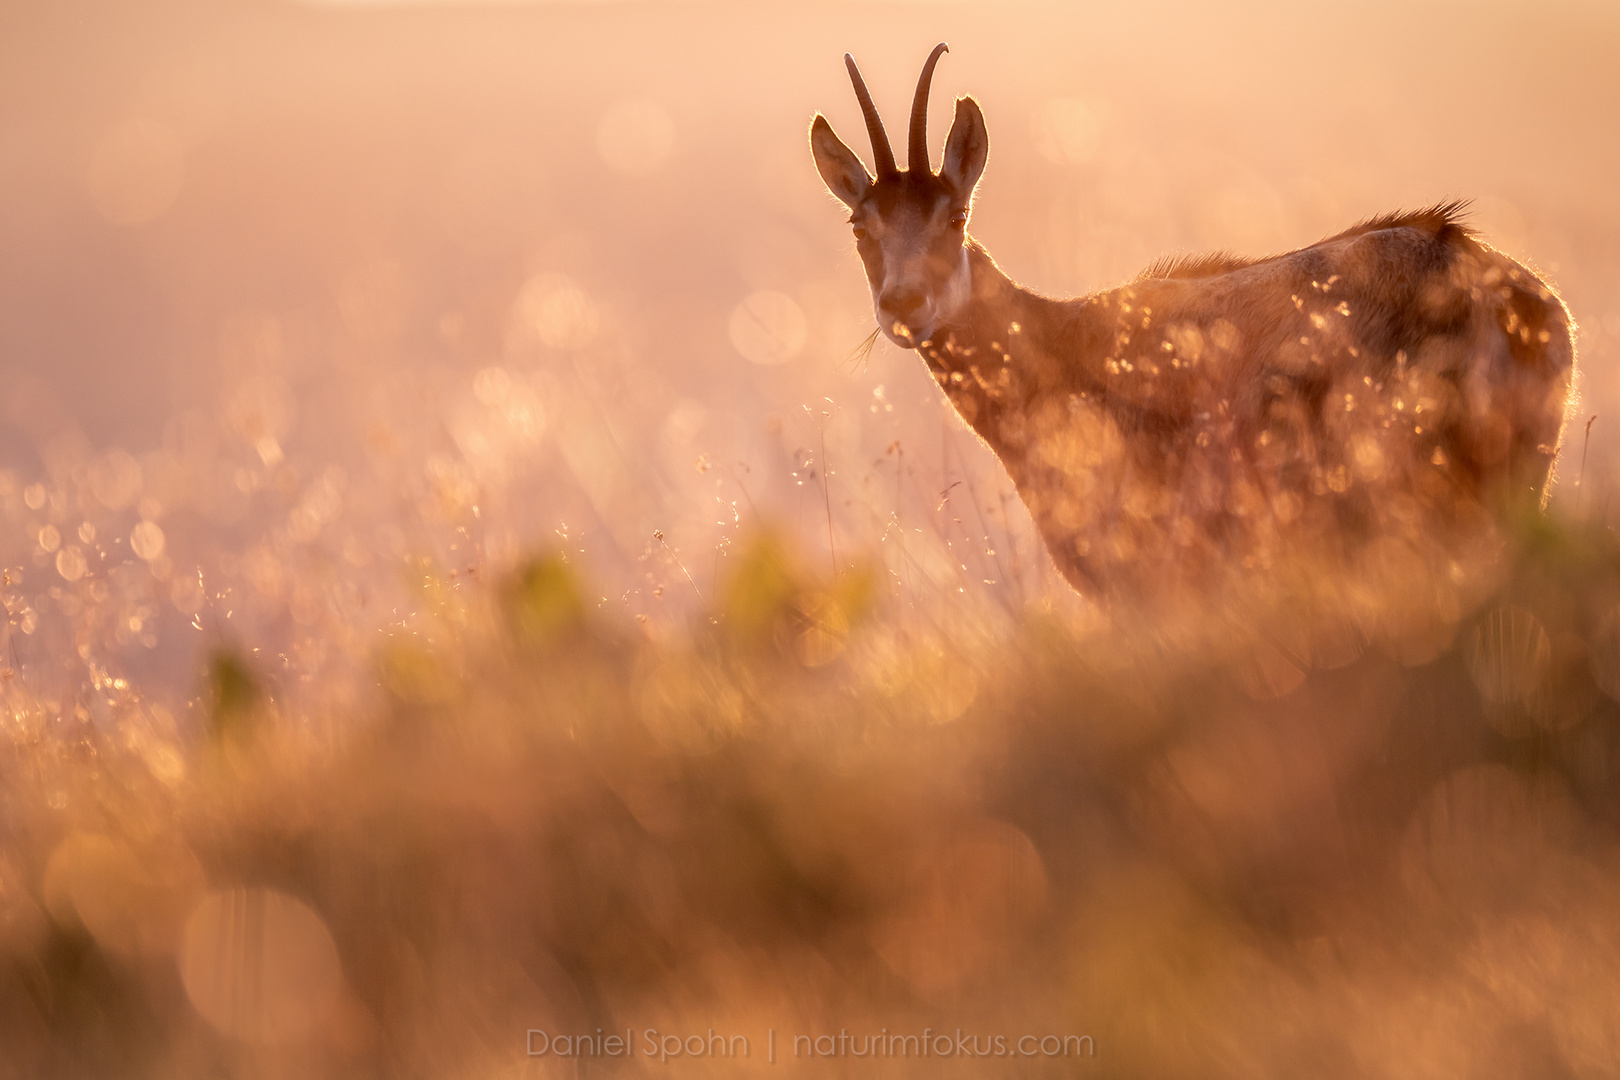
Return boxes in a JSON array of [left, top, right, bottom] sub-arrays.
[[852, 225, 869, 241], [949, 209, 968, 230]]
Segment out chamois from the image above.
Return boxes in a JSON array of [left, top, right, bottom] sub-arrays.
[[810, 44, 1576, 603]]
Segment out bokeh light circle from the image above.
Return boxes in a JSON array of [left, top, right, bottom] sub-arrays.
[[728, 291, 807, 366], [178, 887, 343, 1043]]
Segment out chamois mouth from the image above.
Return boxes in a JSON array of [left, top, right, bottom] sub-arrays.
[[878, 313, 932, 349]]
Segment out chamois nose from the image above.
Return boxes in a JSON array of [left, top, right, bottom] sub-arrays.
[[880, 288, 928, 331]]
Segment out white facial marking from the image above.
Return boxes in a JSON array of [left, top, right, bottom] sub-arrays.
[[865, 196, 972, 348]]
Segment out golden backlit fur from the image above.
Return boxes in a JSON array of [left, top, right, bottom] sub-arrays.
[[813, 51, 1577, 605]]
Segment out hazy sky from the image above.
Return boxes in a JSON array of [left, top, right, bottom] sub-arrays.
[[3, 0, 1617, 624]]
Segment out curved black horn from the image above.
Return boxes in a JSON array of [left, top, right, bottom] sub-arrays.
[[908, 43, 949, 173], [844, 53, 898, 178]]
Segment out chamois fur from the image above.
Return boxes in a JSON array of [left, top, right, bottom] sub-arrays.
[[1136, 202, 1474, 283], [812, 50, 1577, 605]]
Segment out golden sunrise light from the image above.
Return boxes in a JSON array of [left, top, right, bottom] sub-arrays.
[[2, 0, 1619, 1075]]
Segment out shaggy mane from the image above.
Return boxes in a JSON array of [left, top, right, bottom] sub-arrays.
[[1136, 250, 1258, 282], [1135, 200, 1475, 283], [1325, 199, 1474, 244]]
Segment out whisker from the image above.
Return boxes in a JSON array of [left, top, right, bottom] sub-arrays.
[[841, 327, 880, 373]]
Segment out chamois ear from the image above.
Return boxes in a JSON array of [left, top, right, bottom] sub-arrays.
[[941, 96, 988, 197], [810, 115, 872, 208]]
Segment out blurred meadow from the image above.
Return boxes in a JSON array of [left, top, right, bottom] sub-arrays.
[[4, 0, 1620, 1075]]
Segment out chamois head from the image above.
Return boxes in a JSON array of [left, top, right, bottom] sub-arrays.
[[810, 44, 989, 349]]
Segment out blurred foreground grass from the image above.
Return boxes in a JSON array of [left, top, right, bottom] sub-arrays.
[[7, 512, 1620, 1078], [4, 1, 1620, 1074]]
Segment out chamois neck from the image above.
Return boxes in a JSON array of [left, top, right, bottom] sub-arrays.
[[914, 243, 1107, 481], [923, 243, 1097, 387]]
